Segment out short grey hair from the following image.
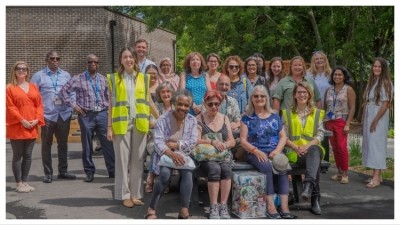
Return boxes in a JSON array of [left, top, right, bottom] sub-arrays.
[[172, 89, 193, 106], [155, 81, 175, 103]]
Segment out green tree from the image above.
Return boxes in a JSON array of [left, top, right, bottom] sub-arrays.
[[112, 6, 394, 122]]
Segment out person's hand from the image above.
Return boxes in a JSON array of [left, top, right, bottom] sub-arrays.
[[370, 119, 378, 133], [29, 119, 39, 127], [74, 105, 86, 117], [268, 150, 279, 159], [212, 140, 225, 151], [166, 141, 179, 150], [253, 149, 268, 162], [297, 145, 309, 157], [169, 152, 185, 166], [343, 125, 350, 133], [21, 119, 32, 129], [107, 127, 114, 141]]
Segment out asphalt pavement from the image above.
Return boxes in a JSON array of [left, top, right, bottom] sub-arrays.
[[5, 140, 395, 222]]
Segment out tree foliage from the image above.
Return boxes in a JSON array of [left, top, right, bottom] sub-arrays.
[[112, 6, 394, 121]]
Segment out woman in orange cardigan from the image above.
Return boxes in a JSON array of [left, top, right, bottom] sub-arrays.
[[6, 61, 44, 193]]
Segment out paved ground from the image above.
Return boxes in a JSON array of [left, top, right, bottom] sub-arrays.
[[4, 141, 395, 222]]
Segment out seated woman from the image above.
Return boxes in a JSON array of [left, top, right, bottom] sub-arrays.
[[145, 81, 176, 193], [240, 85, 296, 219], [281, 82, 325, 215], [196, 90, 236, 219], [145, 90, 198, 219]]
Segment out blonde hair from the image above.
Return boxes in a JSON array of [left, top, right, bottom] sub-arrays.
[[289, 56, 307, 77], [307, 51, 332, 78], [9, 61, 30, 85]]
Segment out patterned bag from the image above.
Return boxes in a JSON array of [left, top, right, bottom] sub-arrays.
[[192, 133, 231, 161]]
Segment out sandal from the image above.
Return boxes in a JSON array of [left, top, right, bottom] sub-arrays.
[[144, 212, 157, 219], [131, 199, 144, 206], [330, 174, 342, 181], [365, 177, 383, 183], [366, 181, 380, 188]]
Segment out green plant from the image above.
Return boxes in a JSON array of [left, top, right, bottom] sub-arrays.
[[388, 128, 394, 138], [349, 135, 362, 166], [382, 157, 394, 179]]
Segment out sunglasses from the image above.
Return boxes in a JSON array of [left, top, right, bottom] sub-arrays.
[[49, 57, 61, 61], [228, 65, 239, 70], [206, 102, 221, 107], [253, 95, 267, 99], [16, 67, 28, 72], [88, 61, 99, 64]]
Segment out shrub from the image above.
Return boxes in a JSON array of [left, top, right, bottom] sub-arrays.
[[388, 128, 394, 138], [349, 135, 362, 167]]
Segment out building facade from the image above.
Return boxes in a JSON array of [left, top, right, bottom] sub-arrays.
[[6, 6, 176, 81]]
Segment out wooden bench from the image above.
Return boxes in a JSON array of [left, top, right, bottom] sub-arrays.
[[191, 160, 330, 206]]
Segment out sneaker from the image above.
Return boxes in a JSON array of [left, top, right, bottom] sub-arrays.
[[209, 204, 220, 219], [219, 204, 231, 219], [15, 184, 30, 193], [23, 183, 35, 191]]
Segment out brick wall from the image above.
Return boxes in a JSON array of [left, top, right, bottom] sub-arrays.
[[6, 7, 176, 83]]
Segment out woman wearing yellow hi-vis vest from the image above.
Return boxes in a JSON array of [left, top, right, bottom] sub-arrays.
[[282, 82, 325, 215], [106, 47, 158, 208]]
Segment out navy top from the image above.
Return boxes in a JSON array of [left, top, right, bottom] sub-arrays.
[[241, 112, 282, 153]]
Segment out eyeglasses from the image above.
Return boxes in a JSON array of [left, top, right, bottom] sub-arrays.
[[208, 60, 219, 64], [296, 91, 309, 95], [228, 65, 239, 70], [206, 102, 221, 107], [88, 61, 99, 64], [16, 67, 28, 72], [49, 57, 61, 61], [247, 64, 257, 67], [253, 95, 267, 99], [161, 64, 171, 67]]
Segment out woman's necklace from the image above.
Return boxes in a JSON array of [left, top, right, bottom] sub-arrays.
[[206, 113, 218, 125], [18, 82, 29, 93]]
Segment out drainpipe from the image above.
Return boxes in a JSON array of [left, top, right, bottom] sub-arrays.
[[109, 20, 117, 72], [173, 40, 176, 73]]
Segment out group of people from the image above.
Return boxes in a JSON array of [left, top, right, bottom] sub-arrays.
[[6, 39, 393, 220]]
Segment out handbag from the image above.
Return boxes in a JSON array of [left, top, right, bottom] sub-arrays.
[[158, 151, 196, 170], [192, 133, 232, 162]]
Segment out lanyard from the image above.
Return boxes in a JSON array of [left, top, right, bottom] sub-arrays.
[[47, 68, 59, 92], [85, 71, 100, 104], [140, 59, 147, 72], [331, 85, 344, 112]]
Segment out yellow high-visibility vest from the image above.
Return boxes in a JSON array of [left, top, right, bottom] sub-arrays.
[[107, 72, 150, 134], [282, 108, 325, 163]]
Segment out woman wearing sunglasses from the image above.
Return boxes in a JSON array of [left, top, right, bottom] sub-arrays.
[[196, 90, 236, 219], [222, 55, 253, 114], [6, 61, 45, 193], [240, 85, 295, 219]]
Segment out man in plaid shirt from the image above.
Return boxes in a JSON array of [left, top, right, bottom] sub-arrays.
[[60, 54, 115, 182]]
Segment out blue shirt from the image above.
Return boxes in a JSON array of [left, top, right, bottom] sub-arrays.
[[241, 113, 282, 153], [227, 75, 254, 114], [139, 58, 155, 74], [31, 66, 73, 122]]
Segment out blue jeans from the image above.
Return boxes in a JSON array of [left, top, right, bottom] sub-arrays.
[[247, 152, 289, 195], [150, 166, 193, 209]]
